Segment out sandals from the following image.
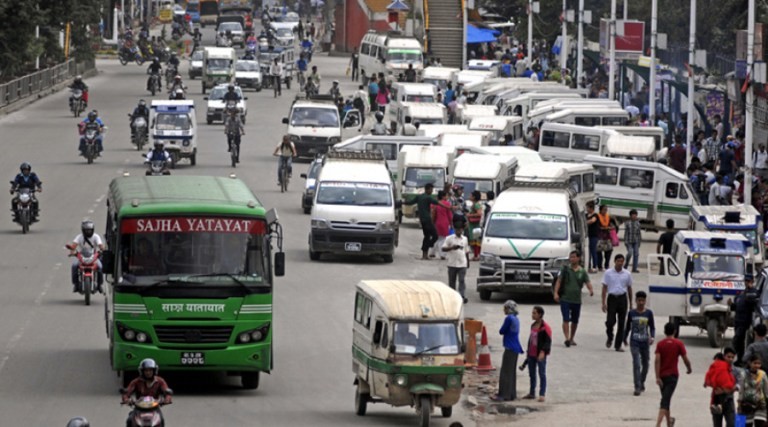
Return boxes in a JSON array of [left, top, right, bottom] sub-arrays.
[[522, 394, 535, 400]]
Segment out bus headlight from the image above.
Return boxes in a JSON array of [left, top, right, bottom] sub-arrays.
[[124, 330, 136, 341], [116, 322, 152, 343], [289, 134, 300, 143], [237, 323, 270, 344], [136, 332, 148, 343], [394, 374, 408, 387], [552, 258, 569, 269], [238, 332, 251, 343]]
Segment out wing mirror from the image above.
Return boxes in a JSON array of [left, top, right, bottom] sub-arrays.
[[274, 252, 285, 277]]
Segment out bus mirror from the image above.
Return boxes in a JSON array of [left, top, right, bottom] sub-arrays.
[[274, 252, 285, 277], [101, 250, 115, 275], [266, 208, 279, 225]]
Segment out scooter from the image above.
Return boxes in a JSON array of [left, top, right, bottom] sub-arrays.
[[122, 396, 169, 427], [10, 186, 37, 234], [169, 87, 186, 100], [119, 45, 144, 66], [67, 245, 100, 306], [145, 159, 171, 176], [70, 89, 86, 117], [129, 114, 148, 151]]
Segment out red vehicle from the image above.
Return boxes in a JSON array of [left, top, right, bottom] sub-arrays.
[[123, 396, 169, 427], [67, 244, 100, 306]]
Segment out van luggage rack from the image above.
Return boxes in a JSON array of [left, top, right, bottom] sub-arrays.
[[324, 150, 386, 162]]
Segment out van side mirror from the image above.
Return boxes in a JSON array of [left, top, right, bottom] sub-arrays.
[[571, 232, 581, 244], [300, 173, 308, 179], [101, 250, 115, 276], [203, 97, 209, 100], [274, 252, 285, 277], [282, 117, 289, 124]]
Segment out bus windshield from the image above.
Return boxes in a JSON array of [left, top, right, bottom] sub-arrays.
[[453, 178, 493, 194], [118, 216, 268, 286], [207, 58, 231, 71], [691, 254, 745, 280], [155, 113, 192, 131]]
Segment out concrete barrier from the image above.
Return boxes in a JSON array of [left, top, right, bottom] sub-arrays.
[[0, 59, 95, 115]]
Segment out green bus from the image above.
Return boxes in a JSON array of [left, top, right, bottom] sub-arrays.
[[101, 175, 284, 389]]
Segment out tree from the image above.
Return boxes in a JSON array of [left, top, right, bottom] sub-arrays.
[[0, 0, 41, 78]]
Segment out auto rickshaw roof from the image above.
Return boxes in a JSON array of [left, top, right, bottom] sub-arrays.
[[356, 280, 463, 320], [676, 230, 752, 253]]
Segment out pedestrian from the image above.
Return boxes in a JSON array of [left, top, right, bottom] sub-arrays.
[[754, 143, 768, 181], [349, 46, 360, 81], [596, 205, 618, 271], [737, 354, 768, 427], [442, 218, 469, 303], [451, 184, 466, 224], [368, 75, 379, 113], [668, 137, 687, 174], [602, 254, 633, 352], [352, 85, 368, 131], [624, 291, 656, 396], [624, 209, 642, 273], [443, 83, 455, 106], [586, 201, 599, 273], [745, 324, 768, 371], [375, 82, 389, 114], [466, 190, 484, 261], [718, 140, 737, 183], [710, 175, 725, 205], [492, 300, 524, 402], [523, 306, 552, 402], [269, 58, 283, 97], [553, 250, 594, 347], [729, 274, 759, 365], [704, 348, 737, 427], [656, 219, 676, 274], [432, 190, 453, 259], [403, 183, 439, 260], [654, 322, 693, 427]]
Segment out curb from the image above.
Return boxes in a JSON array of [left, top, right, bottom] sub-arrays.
[[0, 68, 98, 117]]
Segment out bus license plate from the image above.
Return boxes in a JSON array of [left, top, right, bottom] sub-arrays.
[[514, 271, 530, 281], [345, 242, 362, 252], [181, 352, 205, 365]]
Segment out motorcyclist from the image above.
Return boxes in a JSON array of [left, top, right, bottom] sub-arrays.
[[223, 84, 241, 102], [78, 111, 105, 154], [168, 75, 186, 99], [69, 75, 89, 109], [168, 52, 180, 70], [192, 27, 202, 50], [329, 80, 341, 100], [224, 106, 245, 161], [217, 31, 228, 46], [301, 37, 314, 62], [9, 162, 42, 222], [67, 219, 104, 293], [273, 135, 297, 186], [371, 111, 388, 135], [145, 141, 172, 163], [130, 99, 150, 139], [66, 417, 90, 427], [146, 58, 163, 91], [122, 358, 173, 427], [241, 48, 257, 60]]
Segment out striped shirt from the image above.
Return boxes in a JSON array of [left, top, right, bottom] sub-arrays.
[[624, 219, 642, 244]]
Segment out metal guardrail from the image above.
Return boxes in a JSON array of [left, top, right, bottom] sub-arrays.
[[0, 58, 95, 108]]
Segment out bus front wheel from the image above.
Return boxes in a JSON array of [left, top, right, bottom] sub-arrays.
[[242, 372, 260, 389]]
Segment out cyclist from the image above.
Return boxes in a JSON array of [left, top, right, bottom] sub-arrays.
[[272, 135, 297, 187]]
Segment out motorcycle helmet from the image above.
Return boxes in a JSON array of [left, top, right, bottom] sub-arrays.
[[74, 75, 82, 82], [87, 111, 97, 121], [153, 57, 159, 64], [19, 162, 31, 173], [138, 99, 146, 107], [81, 219, 95, 238], [332, 80, 339, 85], [374, 111, 384, 122], [66, 417, 90, 427], [228, 84, 235, 92], [154, 141, 164, 149], [139, 358, 159, 378], [174, 75, 182, 82]]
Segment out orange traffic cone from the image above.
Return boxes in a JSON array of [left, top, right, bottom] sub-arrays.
[[475, 326, 495, 373]]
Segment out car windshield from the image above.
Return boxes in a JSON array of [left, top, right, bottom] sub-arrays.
[[209, 86, 242, 101], [387, 49, 422, 63], [284, 12, 299, 22], [486, 213, 568, 240], [191, 50, 204, 61], [453, 179, 493, 194], [404, 167, 446, 188], [155, 113, 192, 131], [219, 22, 242, 32], [276, 28, 292, 37], [236, 61, 259, 71], [691, 254, 745, 279], [405, 95, 435, 102], [392, 322, 460, 355], [207, 58, 231, 71], [118, 217, 268, 285], [316, 182, 392, 206], [290, 107, 339, 127]]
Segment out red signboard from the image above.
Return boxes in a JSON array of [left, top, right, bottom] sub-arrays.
[[615, 21, 645, 53], [121, 217, 266, 234]]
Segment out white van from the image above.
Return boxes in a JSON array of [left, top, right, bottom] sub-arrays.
[[201, 47, 237, 94], [437, 131, 492, 151], [399, 103, 447, 132], [499, 91, 585, 118], [451, 153, 518, 198], [309, 150, 398, 263], [690, 205, 765, 270], [416, 124, 468, 139], [358, 31, 424, 79], [475, 146, 543, 164], [586, 154, 697, 229], [474, 79, 542, 105], [477, 183, 587, 300], [468, 116, 524, 146], [604, 135, 657, 161], [543, 108, 630, 127], [397, 146, 455, 220], [150, 100, 198, 166], [457, 70, 496, 102], [524, 99, 620, 127], [456, 104, 498, 125], [387, 82, 438, 132], [538, 123, 619, 162], [515, 162, 596, 211], [282, 98, 352, 158], [333, 135, 434, 179], [421, 66, 459, 91]]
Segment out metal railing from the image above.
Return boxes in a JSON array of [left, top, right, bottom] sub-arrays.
[[0, 58, 95, 108]]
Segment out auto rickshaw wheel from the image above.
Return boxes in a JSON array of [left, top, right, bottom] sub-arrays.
[[354, 383, 369, 416], [418, 395, 431, 427], [707, 317, 724, 348], [441, 406, 452, 418]]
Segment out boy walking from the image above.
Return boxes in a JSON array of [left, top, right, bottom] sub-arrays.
[[624, 291, 656, 395], [442, 219, 470, 303], [654, 322, 693, 427], [553, 250, 594, 347]]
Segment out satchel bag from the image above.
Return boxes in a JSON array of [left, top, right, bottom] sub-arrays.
[[610, 228, 620, 247]]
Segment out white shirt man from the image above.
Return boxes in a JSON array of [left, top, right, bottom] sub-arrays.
[[754, 145, 768, 178], [709, 180, 722, 205], [601, 256, 633, 351], [442, 229, 470, 301]]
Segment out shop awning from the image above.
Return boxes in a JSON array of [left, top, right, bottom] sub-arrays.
[[467, 24, 498, 44]]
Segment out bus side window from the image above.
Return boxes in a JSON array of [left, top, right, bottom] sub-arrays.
[[583, 173, 595, 192], [679, 185, 689, 200], [575, 117, 599, 126], [595, 165, 618, 185], [572, 133, 600, 151], [541, 130, 569, 148]]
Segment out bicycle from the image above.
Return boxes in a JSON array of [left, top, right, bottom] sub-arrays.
[[277, 155, 290, 192], [228, 131, 240, 167], [297, 69, 306, 90]]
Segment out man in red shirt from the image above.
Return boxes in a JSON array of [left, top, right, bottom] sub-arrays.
[[654, 322, 692, 427]]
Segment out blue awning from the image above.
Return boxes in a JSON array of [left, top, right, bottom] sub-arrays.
[[386, 0, 410, 11], [467, 24, 498, 44]]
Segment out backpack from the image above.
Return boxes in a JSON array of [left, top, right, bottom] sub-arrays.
[[690, 173, 706, 194]]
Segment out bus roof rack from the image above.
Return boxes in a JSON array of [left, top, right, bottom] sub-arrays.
[[293, 93, 337, 104], [324, 150, 385, 162]]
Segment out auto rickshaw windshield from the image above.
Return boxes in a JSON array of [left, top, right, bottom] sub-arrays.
[[392, 322, 459, 355], [691, 254, 745, 279]]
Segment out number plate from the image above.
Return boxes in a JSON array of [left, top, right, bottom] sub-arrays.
[[422, 355, 435, 366], [514, 271, 530, 281], [180, 352, 205, 365], [345, 242, 362, 252]]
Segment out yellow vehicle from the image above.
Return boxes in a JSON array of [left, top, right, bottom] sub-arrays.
[[352, 280, 465, 427]]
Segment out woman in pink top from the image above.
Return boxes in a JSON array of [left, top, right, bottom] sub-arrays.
[[375, 82, 389, 113], [431, 190, 453, 259]]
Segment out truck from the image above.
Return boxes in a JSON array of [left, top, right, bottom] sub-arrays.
[[690, 205, 765, 270], [202, 47, 236, 94]]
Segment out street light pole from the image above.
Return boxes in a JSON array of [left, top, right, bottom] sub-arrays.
[[561, 0, 567, 85], [745, 0, 756, 205], [608, 0, 616, 100], [577, 0, 584, 86], [527, 0, 533, 67], [649, 0, 658, 123], [623, 0, 627, 20], [686, 0, 696, 169]]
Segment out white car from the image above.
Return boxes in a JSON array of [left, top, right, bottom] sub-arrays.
[[217, 22, 245, 48], [235, 59, 262, 91], [272, 27, 295, 47], [205, 84, 248, 124], [188, 49, 203, 79]]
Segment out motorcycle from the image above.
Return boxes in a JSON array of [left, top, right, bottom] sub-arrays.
[[122, 395, 170, 427], [119, 45, 144, 66], [129, 114, 148, 151], [80, 127, 101, 164], [67, 245, 100, 306], [165, 65, 178, 87], [169, 87, 186, 100], [171, 26, 183, 41], [70, 89, 85, 117], [148, 72, 161, 96], [10, 186, 36, 234], [305, 80, 319, 98], [145, 159, 171, 176]]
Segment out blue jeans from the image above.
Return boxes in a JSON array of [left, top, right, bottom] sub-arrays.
[[277, 156, 292, 183], [71, 258, 103, 285], [625, 241, 640, 271], [588, 236, 598, 269], [527, 356, 547, 396], [630, 340, 649, 392]]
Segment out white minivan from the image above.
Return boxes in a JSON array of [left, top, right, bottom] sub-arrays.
[[451, 153, 518, 197], [358, 31, 424, 80], [283, 98, 355, 158], [468, 116, 524, 146], [387, 82, 438, 133], [421, 66, 459, 91], [333, 135, 434, 179], [538, 123, 619, 162]]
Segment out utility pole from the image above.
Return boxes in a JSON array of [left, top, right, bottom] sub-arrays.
[[686, 0, 696, 169], [608, 0, 617, 100], [745, 0, 756, 205], [623, 0, 628, 20], [577, 0, 584, 86], [649, 0, 658, 123], [527, 0, 533, 67], [561, 0, 567, 85]]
